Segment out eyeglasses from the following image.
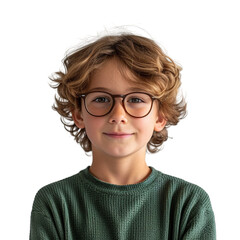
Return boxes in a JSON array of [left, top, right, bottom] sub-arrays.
[[78, 91, 158, 118]]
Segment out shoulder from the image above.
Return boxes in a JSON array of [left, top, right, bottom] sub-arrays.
[[31, 171, 83, 213], [36, 172, 80, 194], [154, 169, 213, 210], [156, 171, 216, 239], [154, 169, 215, 233]]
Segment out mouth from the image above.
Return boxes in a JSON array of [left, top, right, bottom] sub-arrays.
[[103, 132, 134, 138]]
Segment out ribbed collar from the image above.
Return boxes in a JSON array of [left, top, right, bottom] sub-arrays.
[[79, 166, 160, 195]]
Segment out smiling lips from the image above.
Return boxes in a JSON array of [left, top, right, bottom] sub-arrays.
[[103, 132, 134, 138]]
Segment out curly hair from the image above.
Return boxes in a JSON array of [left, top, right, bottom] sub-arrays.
[[50, 33, 187, 153]]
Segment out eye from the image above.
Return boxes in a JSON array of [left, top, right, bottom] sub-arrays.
[[93, 97, 111, 103], [128, 97, 144, 103]]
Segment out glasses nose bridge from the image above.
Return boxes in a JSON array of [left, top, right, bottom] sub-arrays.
[[111, 94, 126, 105], [112, 94, 125, 99]]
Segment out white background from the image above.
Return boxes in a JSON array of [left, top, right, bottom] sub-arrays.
[[0, 0, 239, 239]]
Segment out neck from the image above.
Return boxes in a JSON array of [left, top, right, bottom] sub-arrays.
[[89, 149, 151, 185]]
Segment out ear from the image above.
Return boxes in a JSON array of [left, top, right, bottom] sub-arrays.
[[72, 109, 85, 129], [154, 113, 167, 132]]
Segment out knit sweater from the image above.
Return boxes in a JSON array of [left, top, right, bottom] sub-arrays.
[[30, 166, 216, 240]]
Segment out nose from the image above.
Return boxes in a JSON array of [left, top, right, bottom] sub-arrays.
[[108, 98, 128, 124]]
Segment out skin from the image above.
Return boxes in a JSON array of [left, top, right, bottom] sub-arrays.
[[72, 58, 166, 185]]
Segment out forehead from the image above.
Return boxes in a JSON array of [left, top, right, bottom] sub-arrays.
[[88, 58, 144, 93]]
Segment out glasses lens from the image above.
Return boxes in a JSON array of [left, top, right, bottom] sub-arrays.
[[124, 93, 152, 117], [85, 92, 113, 116]]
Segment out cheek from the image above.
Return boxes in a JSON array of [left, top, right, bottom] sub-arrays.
[[134, 118, 155, 139], [83, 116, 104, 141]]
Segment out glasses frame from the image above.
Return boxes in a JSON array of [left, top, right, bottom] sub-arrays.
[[78, 91, 158, 118]]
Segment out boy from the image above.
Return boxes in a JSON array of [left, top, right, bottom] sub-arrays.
[[30, 33, 216, 239]]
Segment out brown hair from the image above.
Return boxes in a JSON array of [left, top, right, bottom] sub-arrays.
[[50, 33, 187, 153]]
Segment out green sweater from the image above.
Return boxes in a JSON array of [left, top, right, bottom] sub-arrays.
[[30, 166, 216, 239]]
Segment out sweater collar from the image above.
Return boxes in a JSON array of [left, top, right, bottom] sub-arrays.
[[79, 166, 159, 195]]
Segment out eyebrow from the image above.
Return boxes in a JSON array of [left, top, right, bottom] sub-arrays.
[[88, 87, 146, 92]]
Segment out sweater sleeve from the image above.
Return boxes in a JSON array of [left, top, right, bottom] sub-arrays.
[[29, 185, 63, 240], [182, 208, 216, 239], [30, 210, 60, 240], [180, 186, 216, 240]]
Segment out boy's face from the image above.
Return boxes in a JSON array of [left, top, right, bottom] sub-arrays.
[[72, 58, 166, 160]]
